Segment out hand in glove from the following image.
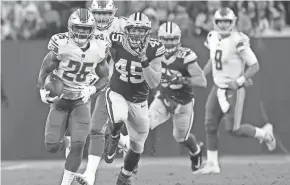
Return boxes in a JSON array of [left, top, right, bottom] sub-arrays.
[[39, 88, 61, 104], [80, 86, 96, 103]]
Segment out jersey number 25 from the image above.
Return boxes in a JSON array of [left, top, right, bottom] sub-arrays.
[[115, 59, 144, 83], [63, 60, 94, 82], [214, 49, 223, 70]]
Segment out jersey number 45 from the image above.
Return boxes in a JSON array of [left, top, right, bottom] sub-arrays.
[[115, 58, 144, 83]]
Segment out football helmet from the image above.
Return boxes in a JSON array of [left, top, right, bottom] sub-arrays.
[[158, 22, 181, 57], [213, 7, 237, 35], [124, 12, 151, 50], [90, 0, 117, 30], [68, 8, 95, 47]]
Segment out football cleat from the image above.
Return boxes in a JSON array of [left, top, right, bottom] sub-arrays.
[[193, 161, 220, 175], [104, 134, 120, 163], [74, 173, 91, 185], [262, 123, 276, 151], [190, 142, 204, 172], [116, 171, 132, 185]]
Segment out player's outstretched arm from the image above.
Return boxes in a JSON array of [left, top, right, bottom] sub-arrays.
[[185, 62, 207, 88], [203, 59, 212, 76], [37, 52, 59, 88], [141, 56, 162, 89], [94, 58, 110, 93]]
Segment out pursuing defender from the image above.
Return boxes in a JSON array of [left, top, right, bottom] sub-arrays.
[[37, 8, 109, 185], [74, 1, 133, 185], [104, 12, 164, 185], [149, 22, 206, 172], [195, 7, 276, 174]]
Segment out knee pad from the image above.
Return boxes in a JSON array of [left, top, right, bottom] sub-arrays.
[[130, 140, 144, 154], [45, 142, 62, 153], [70, 141, 86, 157]]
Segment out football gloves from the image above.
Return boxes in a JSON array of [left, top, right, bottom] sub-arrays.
[[80, 85, 96, 103], [39, 88, 61, 104]]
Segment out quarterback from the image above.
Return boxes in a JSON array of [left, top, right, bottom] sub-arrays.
[[195, 8, 276, 174], [149, 22, 206, 172], [104, 12, 164, 185], [37, 8, 109, 185]]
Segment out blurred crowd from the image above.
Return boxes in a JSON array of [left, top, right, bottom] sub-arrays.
[[2, 1, 290, 41]]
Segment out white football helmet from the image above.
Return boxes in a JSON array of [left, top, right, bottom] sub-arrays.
[[213, 7, 237, 35], [68, 8, 95, 47], [158, 22, 181, 57], [90, 0, 117, 30], [124, 12, 151, 50]]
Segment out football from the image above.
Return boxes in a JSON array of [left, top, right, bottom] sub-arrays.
[[44, 74, 64, 97]]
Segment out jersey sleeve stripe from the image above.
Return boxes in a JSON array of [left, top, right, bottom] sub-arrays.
[[52, 40, 58, 46], [156, 46, 165, 56], [184, 53, 197, 64]]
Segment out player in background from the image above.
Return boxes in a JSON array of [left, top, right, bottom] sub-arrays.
[[37, 8, 109, 185], [195, 8, 276, 174], [73, 1, 131, 185], [104, 12, 164, 185], [149, 22, 206, 172]]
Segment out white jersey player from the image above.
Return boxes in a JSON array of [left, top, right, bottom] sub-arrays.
[[38, 8, 109, 185], [195, 7, 276, 174], [74, 1, 131, 185]]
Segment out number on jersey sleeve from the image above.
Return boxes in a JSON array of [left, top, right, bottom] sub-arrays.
[[214, 49, 223, 70], [108, 32, 123, 47], [236, 32, 250, 53], [47, 33, 67, 55], [178, 48, 197, 65], [115, 59, 144, 83], [63, 60, 94, 82]]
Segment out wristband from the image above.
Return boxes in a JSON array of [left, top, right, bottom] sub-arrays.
[[236, 76, 246, 86], [141, 60, 150, 68]]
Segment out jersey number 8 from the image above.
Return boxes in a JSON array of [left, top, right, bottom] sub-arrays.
[[63, 60, 94, 82], [214, 49, 223, 70], [115, 59, 144, 83]]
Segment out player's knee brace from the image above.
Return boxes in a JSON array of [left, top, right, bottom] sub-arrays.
[[45, 142, 62, 153], [130, 140, 144, 154]]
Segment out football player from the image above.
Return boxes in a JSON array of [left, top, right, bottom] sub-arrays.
[[149, 22, 206, 172], [104, 12, 164, 185], [195, 7, 276, 174], [73, 1, 131, 185], [37, 8, 109, 185]]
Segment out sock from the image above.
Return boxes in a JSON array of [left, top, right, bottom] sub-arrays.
[[84, 155, 101, 176], [234, 124, 256, 137], [254, 127, 266, 140], [65, 136, 71, 158], [207, 150, 218, 165], [119, 134, 130, 149], [60, 169, 75, 185], [124, 149, 140, 174], [182, 134, 198, 154], [111, 122, 124, 137], [121, 168, 132, 176]]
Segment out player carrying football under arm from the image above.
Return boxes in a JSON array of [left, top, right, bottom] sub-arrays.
[[195, 8, 276, 174], [73, 1, 131, 185], [37, 8, 109, 185], [104, 12, 164, 185], [149, 22, 206, 172]]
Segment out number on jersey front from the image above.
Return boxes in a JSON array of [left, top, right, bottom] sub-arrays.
[[115, 59, 144, 83], [63, 60, 94, 82], [214, 49, 223, 70]]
